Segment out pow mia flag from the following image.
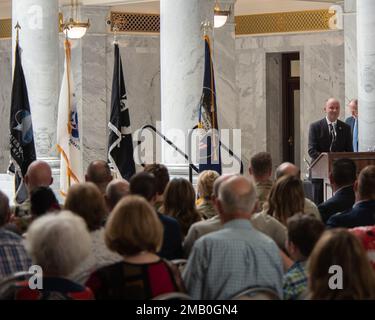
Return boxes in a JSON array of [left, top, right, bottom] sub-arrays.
[[108, 43, 136, 180], [9, 42, 36, 204]]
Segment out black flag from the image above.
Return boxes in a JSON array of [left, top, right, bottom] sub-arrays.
[[9, 42, 36, 204], [108, 43, 136, 180]]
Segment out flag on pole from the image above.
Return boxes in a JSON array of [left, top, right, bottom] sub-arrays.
[[9, 41, 36, 204], [56, 39, 83, 196], [108, 43, 136, 180], [198, 35, 222, 174]]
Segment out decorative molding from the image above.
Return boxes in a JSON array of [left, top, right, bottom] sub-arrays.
[[110, 11, 159, 33], [0, 19, 11, 39], [235, 9, 336, 35]]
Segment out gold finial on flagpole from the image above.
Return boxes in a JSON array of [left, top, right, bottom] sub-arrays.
[[201, 20, 212, 38], [15, 22, 21, 43]]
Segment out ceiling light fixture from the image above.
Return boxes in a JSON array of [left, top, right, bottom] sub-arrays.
[[214, 1, 231, 28], [60, 0, 90, 39]]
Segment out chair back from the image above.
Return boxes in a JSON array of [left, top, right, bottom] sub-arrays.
[[0, 271, 34, 300], [152, 292, 192, 300], [170, 259, 187, 273]]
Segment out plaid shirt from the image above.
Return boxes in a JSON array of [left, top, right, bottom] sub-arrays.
[[0, 228, 32, 280], [283, 260, 307, 300]]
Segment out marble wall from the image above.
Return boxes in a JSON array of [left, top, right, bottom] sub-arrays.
[[236, 31, 345, 175], [0, 39, 12, 173]]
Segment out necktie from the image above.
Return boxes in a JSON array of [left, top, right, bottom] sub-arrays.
[[353, 118, 358, 152], [329, 123, 334, 152]]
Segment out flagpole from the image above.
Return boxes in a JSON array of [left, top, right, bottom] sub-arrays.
[[15, 22, 21, 44]]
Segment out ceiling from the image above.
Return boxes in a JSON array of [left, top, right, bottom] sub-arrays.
[[0, 0, 338, 19]]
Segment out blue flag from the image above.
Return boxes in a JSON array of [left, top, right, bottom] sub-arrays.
[[198, 36, 222, 174], [9, 42, 36, 204]]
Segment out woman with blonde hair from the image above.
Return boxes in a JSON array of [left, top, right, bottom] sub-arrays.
[[197, 170, 220, 219], [308, 229, 375, 300], [85, 195, 185, 299], [162, 178, 201, 237], [266, 175, 305, 225]]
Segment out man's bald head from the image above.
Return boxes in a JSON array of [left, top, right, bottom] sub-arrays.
[[0, 191, 10, 226], [213, 174, 233, 199], [85, 160, 113, 194], [105, 179, 130, 211], [25, 160, 53, 192], [275, 162, 301, 180], [217, 176, 257, 222]]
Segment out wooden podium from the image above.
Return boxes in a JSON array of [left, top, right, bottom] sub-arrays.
[[309, 152, 375, 201]]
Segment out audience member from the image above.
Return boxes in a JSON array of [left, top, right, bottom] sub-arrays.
[[0, 191, 31, 280], [196, 170, 220, 219], [85, 196, 185, 299], [30, 186, 60, 218], [327, 165, 375, 228], [130, 172, 183, 260], [65, 183, 122, 284], [283, 214, 324, 300], [144, 164, 170, 211], [105, 179, 130, 212], [14, 211, 93, 300], [350, 226, 375, 271], [308, 229, 375, 299], [162, 178, 202, 237], [275, 162, 321, 220], [85, 160, 113, 195], [318, 158, 356, 223], [249, 152, 273, 212], [183, 176, 283, 299]]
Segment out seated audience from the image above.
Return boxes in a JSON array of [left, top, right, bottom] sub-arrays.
[[283, 214, 324, 300], [14, 211, 93, 300], [0, 191, 31, 280], [161, 178, 202, 237], [130, 172, 183, 260], [196, 170, 219, 219], [327, 165, 375, 228], [183, 176, 283, 300], [318, 158, 356, 223], [275, 162, 321, 220], [350, 226, 375, 270], [85, 160, 113, 195], [249, 152, 273, 212], [30, 186, 60, 218], [144, 163, 170, 211], [85, 196, 185, 299], [105, 179, 130, 212], [266, 175, 305, 226], [308, 229, 375, 299], [65, 183, 122, 284]]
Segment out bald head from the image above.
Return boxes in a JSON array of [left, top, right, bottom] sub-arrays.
[[275, 162, 301, 180], [324, 98, 340, 122], [217, 176, 257, 222], [105, 179, 130, 211], [85, 160, 113, 194], [25, 160, 53, 192], [213, 174, 233, 199]]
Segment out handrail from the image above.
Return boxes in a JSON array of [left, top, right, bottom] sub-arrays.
[[188, 125, 244, 180], [137, 125, 199, 177], [137, 124, 243, 183]]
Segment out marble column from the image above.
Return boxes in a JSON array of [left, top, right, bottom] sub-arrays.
[[357, 0, 375, 151], [160, 0, 213, 165], [12, 0, 59, 159]]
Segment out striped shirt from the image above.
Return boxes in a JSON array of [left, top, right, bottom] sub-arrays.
[[0, 229, 32, 280], [183, 219, 284, 300]]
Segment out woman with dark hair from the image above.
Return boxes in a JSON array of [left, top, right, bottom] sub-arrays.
[[161, 178, 201, 237]]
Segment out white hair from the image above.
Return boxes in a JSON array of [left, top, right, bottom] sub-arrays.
[[25, 210, 91, 277]]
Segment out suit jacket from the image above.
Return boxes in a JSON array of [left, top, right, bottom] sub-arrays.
[[308, 118, 353, 160], [345, 116, 355, 134], [326, 200, 375, 229], [318, 185, 355, 223], [157, 213, 183, 260]]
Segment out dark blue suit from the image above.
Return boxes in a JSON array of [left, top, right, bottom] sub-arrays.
[[326, 200, 375, 229], [308, 118, 353, 160], [345, 116, 355, 134], [157, 213, 183, 260], [318, 185, 355, 223]]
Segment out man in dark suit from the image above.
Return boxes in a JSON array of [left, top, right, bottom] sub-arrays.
[[318, 158, 356, 223], [308, 98, 353, 160], [345, 99, 358, 152], [308, 98, 353, 205], [327, 165, 375, 228]]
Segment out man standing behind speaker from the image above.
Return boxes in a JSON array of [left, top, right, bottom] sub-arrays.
[[308, 98, 353, 161], [345, 99, 358, 152]]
